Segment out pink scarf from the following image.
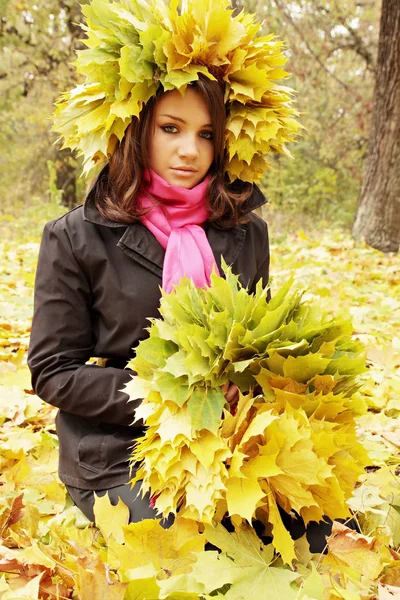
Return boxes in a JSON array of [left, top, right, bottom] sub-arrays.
[[138, 170, 219, 293]]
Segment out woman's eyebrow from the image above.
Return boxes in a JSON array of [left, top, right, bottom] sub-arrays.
[[160, 113, 212, 128]]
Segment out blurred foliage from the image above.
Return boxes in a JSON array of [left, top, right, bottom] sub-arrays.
[[0, 0, 87, 212], [252, 0, 379, 225], [0, 186, 66, 243]]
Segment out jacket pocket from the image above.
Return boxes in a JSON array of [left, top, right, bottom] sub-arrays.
[[78, 427, 107, 474]]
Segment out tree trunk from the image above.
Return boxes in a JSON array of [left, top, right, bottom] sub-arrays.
[[55, 148, 77, 208], [53, 1, 85, 208], [352, 0, 400, 253], [230, 0, 244, 17]]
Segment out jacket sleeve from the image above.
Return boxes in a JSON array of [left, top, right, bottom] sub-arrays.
[[28, 219, 140, 427], [248, 218, 271, 298]]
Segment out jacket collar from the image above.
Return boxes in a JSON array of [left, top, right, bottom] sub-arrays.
[[83, 166, 122, 228], [115, 220, 248, 277], [83, 166, 268, 276]]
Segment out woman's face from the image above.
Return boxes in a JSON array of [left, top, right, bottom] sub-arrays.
[[148, 87, 215, 189]]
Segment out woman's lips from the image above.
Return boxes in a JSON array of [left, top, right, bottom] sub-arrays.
[[171, 167, 198, 177]]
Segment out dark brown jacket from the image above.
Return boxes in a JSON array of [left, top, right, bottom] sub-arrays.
[[28, 180, 269, 490]]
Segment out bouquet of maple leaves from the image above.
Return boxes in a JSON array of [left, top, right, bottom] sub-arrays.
[[125, 264, 369, 563]]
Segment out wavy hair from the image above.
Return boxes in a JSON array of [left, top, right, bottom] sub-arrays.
[[94, 75, 253, 228]]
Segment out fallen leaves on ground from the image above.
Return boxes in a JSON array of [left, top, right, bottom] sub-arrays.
[[0, 225, 399, 599]]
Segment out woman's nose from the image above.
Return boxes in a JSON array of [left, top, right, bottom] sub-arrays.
[[177, 135, 199, 159]]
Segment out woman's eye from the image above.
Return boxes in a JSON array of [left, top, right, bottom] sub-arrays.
[[200, 130, 213, 140], [162, 125, 178, 133]]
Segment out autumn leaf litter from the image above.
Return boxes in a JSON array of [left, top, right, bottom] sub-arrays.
[[0, 227, 399, 599]]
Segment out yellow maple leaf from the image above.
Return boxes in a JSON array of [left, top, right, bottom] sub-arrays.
[[265, 487, 297, 565], [225, 477, 265, 523], [93, 493, 129, 544]]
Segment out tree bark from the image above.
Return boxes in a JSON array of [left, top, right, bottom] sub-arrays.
[[352, 0, 400, 253], [230, 0, 244, 17], [54, 1, 85, 208], [55, 148, 77, 208]]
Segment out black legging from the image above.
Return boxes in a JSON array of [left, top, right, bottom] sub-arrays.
[[66, 479, 174, 527]]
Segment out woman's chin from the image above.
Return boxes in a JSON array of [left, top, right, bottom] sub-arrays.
[[165, 169, 204, 189]]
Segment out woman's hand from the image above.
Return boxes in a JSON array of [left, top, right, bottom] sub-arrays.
[[221, 381, 239, 414]]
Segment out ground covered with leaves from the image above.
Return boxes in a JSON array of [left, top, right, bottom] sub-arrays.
[[0, 214, 399, 599]]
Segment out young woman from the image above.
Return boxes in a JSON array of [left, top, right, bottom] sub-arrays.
[[27, 75, 270, 524], [28, 0, 352, 555]]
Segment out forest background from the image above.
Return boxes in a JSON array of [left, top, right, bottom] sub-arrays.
[[0, 1, 399, 599], [0, 0, 385, 230]]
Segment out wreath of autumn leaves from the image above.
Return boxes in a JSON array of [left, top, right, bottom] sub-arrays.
[[52, 0, 301, 183]]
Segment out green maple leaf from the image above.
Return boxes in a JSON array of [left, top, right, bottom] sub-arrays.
[[138, 336, 178, 370], [158, 551, 237, 598], [155, 373, 191, 407], [282, 354, 331, 383], [187, 387, 226, 434], [206, 308, 232, 350], [203, 523, 300, 600], [119, 45, 154, 83]]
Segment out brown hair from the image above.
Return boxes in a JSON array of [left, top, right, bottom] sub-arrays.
[[94, 75, 253, 228]]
